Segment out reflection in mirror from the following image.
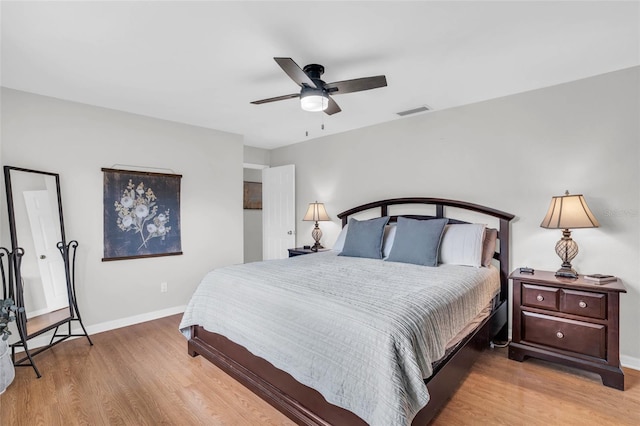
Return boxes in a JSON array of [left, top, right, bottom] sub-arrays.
[[5, 167, 71, 337]]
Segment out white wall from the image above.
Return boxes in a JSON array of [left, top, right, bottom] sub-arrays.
[[243, 168, 263, 263], [244, 145, 270, 167], [270, 67, 640, 367], [1, 88, 244, 332]]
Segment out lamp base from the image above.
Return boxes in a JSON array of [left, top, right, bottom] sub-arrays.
[[554, 229, 579, 279], [311, 222, 323, 252], [555, 268, 578, 279]]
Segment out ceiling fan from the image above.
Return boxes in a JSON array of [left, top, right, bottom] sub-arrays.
[[251, 57, 387, 115]]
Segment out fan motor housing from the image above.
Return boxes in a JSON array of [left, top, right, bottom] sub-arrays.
[[303, 64, 325, 79]]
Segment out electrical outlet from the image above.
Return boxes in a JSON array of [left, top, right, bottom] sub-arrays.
[[160, 282, 168, 293]]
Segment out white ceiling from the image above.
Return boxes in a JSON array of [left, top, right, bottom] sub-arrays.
[[2, 1, 638, 150]]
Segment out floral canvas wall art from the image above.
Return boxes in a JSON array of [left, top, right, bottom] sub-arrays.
[[102, 168, 182, 261]]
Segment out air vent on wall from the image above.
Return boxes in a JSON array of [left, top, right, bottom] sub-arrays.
[[396, 105, 431, 117]]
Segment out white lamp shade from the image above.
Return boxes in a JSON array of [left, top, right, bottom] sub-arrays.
[[303, 202, 330, 222], [540, 193, 600, 229]]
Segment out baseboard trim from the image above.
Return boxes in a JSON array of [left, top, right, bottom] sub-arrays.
[[17, 305, 186, 351], [621, 355, 640, 372]]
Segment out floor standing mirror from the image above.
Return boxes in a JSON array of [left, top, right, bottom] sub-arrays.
[[3, 166, 92, 378]]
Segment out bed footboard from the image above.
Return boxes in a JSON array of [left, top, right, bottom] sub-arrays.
[[188, 326, 364, 426]]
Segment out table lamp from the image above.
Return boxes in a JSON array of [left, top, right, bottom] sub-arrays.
[[540, 191, 600, 278], [303, 201, 330, 251]]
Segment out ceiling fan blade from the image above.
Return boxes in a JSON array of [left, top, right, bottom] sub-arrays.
[[274, 57, 317, 89], [324, 96, 341, 115], [325, 75, 387, 95], [250, 93, 300, 105]]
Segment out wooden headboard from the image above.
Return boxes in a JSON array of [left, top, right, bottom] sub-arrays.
[[337, 197, 515, 300]]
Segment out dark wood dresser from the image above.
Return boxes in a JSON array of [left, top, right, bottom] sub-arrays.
[[509, 269, 626, 390]]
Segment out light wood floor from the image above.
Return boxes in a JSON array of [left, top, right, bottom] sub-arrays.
[[1, 314, 638, 425]]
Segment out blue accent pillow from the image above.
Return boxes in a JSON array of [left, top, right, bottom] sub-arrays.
[[386, 217, 449, 266], [338, 216, 390, 259]]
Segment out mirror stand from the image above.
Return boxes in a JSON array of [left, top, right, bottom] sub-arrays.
[[2, 243, 93, 378], [4, 166, 93, 378]]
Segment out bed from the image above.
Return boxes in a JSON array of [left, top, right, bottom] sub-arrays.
[[180, 197, 514, 425]]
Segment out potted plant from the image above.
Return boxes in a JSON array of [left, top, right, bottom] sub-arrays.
[[1, 298, 22, 394]]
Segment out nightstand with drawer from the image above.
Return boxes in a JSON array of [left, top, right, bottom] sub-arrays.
[[509, 269, 627, 390]]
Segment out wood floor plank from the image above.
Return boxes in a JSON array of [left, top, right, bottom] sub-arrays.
[[432, 345, 640, 425], [1, 314, 638, 425]]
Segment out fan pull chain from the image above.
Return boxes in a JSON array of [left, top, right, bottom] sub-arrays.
[[305, 112, 325, 137]]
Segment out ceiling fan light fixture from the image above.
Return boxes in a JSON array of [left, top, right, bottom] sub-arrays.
[[251, 57, 387, 116], [300, 88, 328, 112]]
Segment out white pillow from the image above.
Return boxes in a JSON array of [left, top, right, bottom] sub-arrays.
[[332, 224, 349, 251], [382, 224, 397, 258], [439, 224, 486, 267]]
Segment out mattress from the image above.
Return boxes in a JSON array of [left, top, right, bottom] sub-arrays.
[[180, 251, 500, 426]]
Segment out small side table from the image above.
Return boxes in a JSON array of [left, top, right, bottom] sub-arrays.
[[288, 247, 330, 257], [509, 269, 627, 390]]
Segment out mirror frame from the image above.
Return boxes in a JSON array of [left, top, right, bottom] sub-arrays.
[[3, 166, 74, 338]]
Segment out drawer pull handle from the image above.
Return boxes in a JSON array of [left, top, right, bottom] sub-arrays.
[[579, 301, 587, 308], [556, 331, 564, 339], [536, 295, 544, 302]]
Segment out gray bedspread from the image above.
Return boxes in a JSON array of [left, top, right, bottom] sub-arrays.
[[179, 251, 499, 426]]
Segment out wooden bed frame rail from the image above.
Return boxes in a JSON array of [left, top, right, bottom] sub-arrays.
[[188, 197, 514, 425]]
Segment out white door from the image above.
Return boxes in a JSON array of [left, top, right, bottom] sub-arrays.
[[262, 165, 295, 260], [23, 190, 69, 312]]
